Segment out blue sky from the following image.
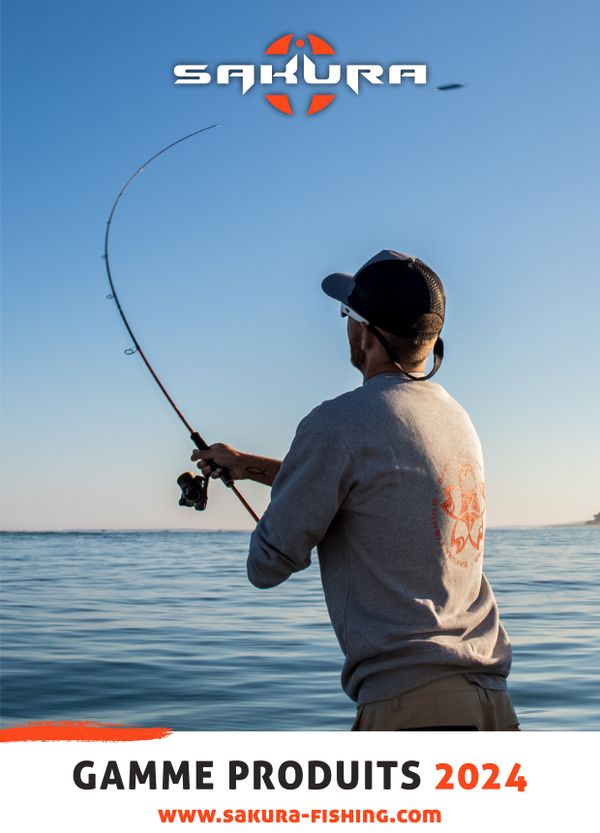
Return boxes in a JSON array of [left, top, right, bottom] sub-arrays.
[[1, 0, 599, 530]]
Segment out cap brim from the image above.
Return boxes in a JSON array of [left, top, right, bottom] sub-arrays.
[[321, 272, 355, 305]]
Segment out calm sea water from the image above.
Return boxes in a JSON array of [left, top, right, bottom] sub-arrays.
[[1, 528, 598, 730]]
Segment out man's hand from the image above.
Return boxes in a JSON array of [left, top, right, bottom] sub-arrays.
[[191, 444, 281, 486]]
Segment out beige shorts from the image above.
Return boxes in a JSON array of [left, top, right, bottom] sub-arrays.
[[352, 675, 520, 731]]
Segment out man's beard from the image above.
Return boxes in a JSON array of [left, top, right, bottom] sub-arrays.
[[349, 339, 366, 371]]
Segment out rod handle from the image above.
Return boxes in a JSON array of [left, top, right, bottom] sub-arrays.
[[190, 431, 234, 488]]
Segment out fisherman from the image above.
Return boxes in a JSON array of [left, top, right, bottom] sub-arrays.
[[193, 250, 518, 731]]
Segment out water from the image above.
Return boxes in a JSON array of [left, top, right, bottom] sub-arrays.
[[1, 528, 598, 730]]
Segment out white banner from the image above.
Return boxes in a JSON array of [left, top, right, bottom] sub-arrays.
[[0, 731, 594, 832]]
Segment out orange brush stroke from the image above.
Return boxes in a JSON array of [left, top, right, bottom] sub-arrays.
[[0, 720, 172, 743]]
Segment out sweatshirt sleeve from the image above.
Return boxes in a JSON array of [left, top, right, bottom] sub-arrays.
[[247, 406, 353, 589]]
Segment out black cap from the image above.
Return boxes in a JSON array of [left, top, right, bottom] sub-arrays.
[[321, 249, 445, 338]]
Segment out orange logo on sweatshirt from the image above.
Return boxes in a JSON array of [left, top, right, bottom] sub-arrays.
[[432, 457, 485, 568]]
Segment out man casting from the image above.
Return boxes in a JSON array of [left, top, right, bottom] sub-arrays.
[[193, 250, 518, 731]]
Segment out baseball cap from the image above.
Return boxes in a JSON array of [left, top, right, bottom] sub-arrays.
[[321, 250, 446, 380], [321, 249, 445, 337]]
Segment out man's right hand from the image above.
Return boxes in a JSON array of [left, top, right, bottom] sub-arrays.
[[191, 444, 281, 486]]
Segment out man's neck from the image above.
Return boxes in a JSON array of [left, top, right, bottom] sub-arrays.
[[363, 359, 426, 382]]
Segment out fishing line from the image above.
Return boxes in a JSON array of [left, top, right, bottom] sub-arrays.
[[103, 125, 259, 523]]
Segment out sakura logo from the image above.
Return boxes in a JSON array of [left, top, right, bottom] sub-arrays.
[[173, 35, 427, 117], [432, 458, 486, 568]]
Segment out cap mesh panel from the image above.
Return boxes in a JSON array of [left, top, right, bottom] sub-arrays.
[[412, 259, 445, 320]]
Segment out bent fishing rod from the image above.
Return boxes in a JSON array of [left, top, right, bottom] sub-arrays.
[[103, 125, 259, 523]]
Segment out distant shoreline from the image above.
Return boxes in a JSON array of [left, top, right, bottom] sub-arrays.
[[545, 522, 600, 528]]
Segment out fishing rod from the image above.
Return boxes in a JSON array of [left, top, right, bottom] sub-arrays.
[[103, 125, 260, 523]]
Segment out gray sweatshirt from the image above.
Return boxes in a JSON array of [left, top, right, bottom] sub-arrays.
[[247, 373, 512, 705]]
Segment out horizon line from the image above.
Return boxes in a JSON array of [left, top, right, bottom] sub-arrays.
[[2, 522, 597, 534]]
